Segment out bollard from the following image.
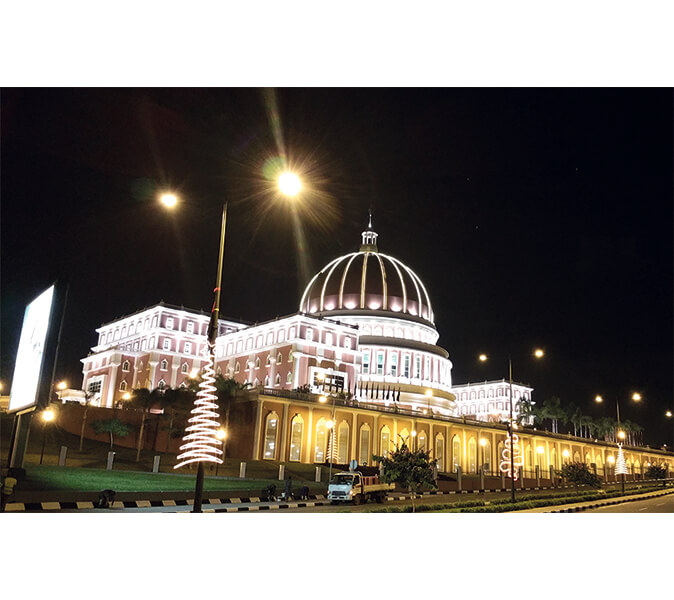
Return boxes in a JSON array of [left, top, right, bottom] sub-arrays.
[[519, 466, 525, 489], [535, 465, 540, 487], [58, 446, 68, 467], [315, 466, 321, 482], [501, 469, 506, 490], [456, 466, 462, 491], [279, 464, 285, 481], [153, 455, 161, 473], [239, 462, 246, 478], [480, 466, 485, 491], [106, 451, 115, 470], [550, 466, 555, 487]]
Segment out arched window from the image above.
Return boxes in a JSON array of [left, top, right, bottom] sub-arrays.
[[399, 427, 410, 448], [380, 425, 391, 458], [181, 363, 189, 374], [573, 451, 581, 462], [266, 355, 271, 367], [550, 447, 557, 469], [255, 357, 260, 369], [359, 424, 371, 466], [286, 372, 293, 385], [481, 439, 492, 474], [263, 412, 278, 460], [160, 359, 168, 371], [256, 335, 263, 348], [264, 376, 270, 387], [234, 362, 240, 374], [338, 421, 350, 463], [289, 415, 304, 462], [122, 360, 130, 372], [418, 431, 427, 451], [288, 350, 294, 362], [277, 352, 283, 364], [119, 381, 127, 391], [315, 418, 329, 462], [526, 446, 533, 470], [452, 435, 461, 471], [435, 434, 444, 471], [157, 379, 166, 390], [275, 373, 281, 386], [468, 438, 477, 474], [497, 441, 505, 472], [585, 452, 591, 465]]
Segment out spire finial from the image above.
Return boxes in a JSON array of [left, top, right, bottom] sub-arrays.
[[361, 211, 378, 252], [368, 209, 373, 229]]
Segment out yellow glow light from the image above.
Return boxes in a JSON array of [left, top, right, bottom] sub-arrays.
[[537, 446, 544, 454], [319, 395, 327, 404], [534, 349, 544, 358], [666, 411, 673, 418], [42, 409, 55, 422], [425, 389, 433, 397], [411, 430, 417, 437], [278, 172, 301, 197], [326, 419, 334, 429], [316, 372, 325, 381], [189, 368, 199, 379], [478, 354, 488, 362], [607, 456, 615, 464], [57, 381, 67, 390], [216, 428, 227, 440], [562, 449, 570, 458], [618, 431, 626, 440], [480, 438, 487, 447], [632, 392, 642, 402], [122, 392, 131, 401], [595, 395, 603, 403], [160, 193, 178, 208]]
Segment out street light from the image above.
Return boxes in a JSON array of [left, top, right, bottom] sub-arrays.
[[171, 172, 303, 512], [479, 349, 544, 503], [39, 408, 55, 465]]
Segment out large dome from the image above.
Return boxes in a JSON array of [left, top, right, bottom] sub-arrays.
[[299, 222, 434, 324]]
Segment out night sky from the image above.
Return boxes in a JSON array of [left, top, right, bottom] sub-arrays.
[[2, 88, 672, 446]]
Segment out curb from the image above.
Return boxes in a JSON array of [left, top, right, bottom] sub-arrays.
[[547, 489, 674, 513]]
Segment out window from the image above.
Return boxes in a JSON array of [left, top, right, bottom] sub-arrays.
[[114, 330, 120, 341], [119, 381, 127, 391], [404, 354, 410, 378], [288, 350, 294, 362], [399, 428, 410, 447], [88, 380, 102, 394], [160, 359, 168, 371], [181, 363, 189, 374], [152, 316, 158, 328], [452, 435, 461, 471], [275, 373, 281, 386], [315, 418, 329, 462], [376, 352, 384, 375], [481, 440, 492, 474], [256, 335, 263, 348], [277, 352, 283, 364], [163, 339, 171, 351], [187, 321, 194, 334], [235, 362, 240, 374], [133, 341, 139, 351], [166, 317, 174, 329], [390, 353, 398, 376], [325, 332, 333, 346], [359, 425, 371, 466], [344, 337, 352, 349], [255, 357, 260, 369], [362, 352, 370, 374], [263, 413, 278, 460], [122, 360, 130, 372], [265, 355, 271, 367], [289, 415, 304, 462], [418, 431, 427, 451], [338, 421, 350, 463], [121, 326, 127, 338], [158, 379, 166, 390], [415, 356, 421, 378], [264, 376, 270, 387], [184, 342, 192, 355], [306, 328, 313, 341], [435, 434, 444, 471], [286, 372, 293, 385], [380, 425, 391, 458]]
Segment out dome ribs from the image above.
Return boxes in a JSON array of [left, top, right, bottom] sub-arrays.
[[338, 253, 360, 309]]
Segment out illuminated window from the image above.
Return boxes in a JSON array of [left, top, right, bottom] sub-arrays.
[[481, 440, 492, 474], [359, 424, 371, 466], [306, 328, 313, 341], [452, 435, 461, 471], [338, 421, 350, 463], [399, 428, 410, 447], [119, 381, 127, 392], [187, 321, 194, 334], [404, 354, 410, 378], [390, 353, 398, 376], [263, 413, 278, 460], [275, 373, 281, 386], [114, 330, 120, 341], [158, 379, 166, 390], [184, 342, 192, 354], [286, 372, 293, 384], [288, 350, 294, 362], [363, 352, 370, 374], [256, 335, 263, 348], [376, 352, 384, 375], [265, 355, 271, 367], [418, 431, 427, 451], [122, 326, 127, 338], [315, 418, 329, 462], [380, 425, 391, 458], [181, 363, 188, 374], [255, 357, 260, 369], [264, 376, 270, 387], [289, 415, 304, 461], [152, 316, 158, 328], [234, 362, 240, 374], [163, 339, 171, 351], [122, 360, 130, 372], [133, 341, 139, 351], [166, 317, 174, 330], [326, 332, 333, 346], [277, 352, 283, 364], [435, 434, 444, 471], [160, 359, 168, 371], [415, 356, 421, 378]]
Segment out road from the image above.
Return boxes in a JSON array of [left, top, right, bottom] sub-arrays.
[[581, 491, 674, 513]]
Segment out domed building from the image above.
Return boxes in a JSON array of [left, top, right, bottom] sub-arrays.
[[299, 219, 455, 415]]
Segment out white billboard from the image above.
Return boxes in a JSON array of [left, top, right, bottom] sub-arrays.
[[9, 285, 55, 413]]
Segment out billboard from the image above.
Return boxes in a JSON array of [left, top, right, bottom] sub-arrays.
[[8, 284, 56, 413]]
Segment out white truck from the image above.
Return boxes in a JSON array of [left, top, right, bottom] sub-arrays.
[[327, 471, 394, 504]]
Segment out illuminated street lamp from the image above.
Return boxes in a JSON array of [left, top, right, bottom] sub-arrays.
[[479, 349, 544, 502], [170, 172, 303, 512], [39, 408, 55, 465]]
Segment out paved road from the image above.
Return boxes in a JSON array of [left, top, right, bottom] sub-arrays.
[[581, 492, 674, 513]]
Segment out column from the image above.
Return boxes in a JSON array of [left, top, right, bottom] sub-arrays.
[[252, 398, 263, 461], [305, 406, 314, 463], [351, 412, 358, 463], [280, 402, 289, 462]]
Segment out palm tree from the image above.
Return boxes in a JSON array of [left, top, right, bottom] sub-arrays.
[[579, 415, 595, 439], [158, 387, 196, 453], [127, 387, 163, 461], [568, 404, 583, 437], [214, 375, 252, 456], [542, 396, 565, 433]]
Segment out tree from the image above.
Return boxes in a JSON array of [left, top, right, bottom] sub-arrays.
[[373, 443, 437, 512], [568, 404, 583, 437], [78, 391, 96, 452], [541, 396, 565, 433], [560, 462, 601, 491], [579, 415, 595, 439], [516, 397, 535, 425], [645, 464, 667, 487], [213, 375, 252, 457], [158, 387, 196, 453], [92, 417, 132, 450], [127, 387, 163, 461]]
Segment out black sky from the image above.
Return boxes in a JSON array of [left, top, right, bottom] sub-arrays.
[[1, 87, 672, 446]]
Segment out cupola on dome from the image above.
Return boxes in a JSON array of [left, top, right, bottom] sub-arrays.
[[299, 218, 434, 324]]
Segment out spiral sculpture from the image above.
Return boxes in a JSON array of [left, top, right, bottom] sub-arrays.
[[499, 432, 523, 481], [174, 343, 223, 469]]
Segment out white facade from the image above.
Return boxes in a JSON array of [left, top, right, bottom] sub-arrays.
[[451, 379, 534, 424]]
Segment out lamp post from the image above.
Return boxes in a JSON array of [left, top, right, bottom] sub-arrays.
[[320, 393, 338, 484], [170, 171, 302, 513], [39, 408, 55, 465], [479, 349, 544, 503]]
